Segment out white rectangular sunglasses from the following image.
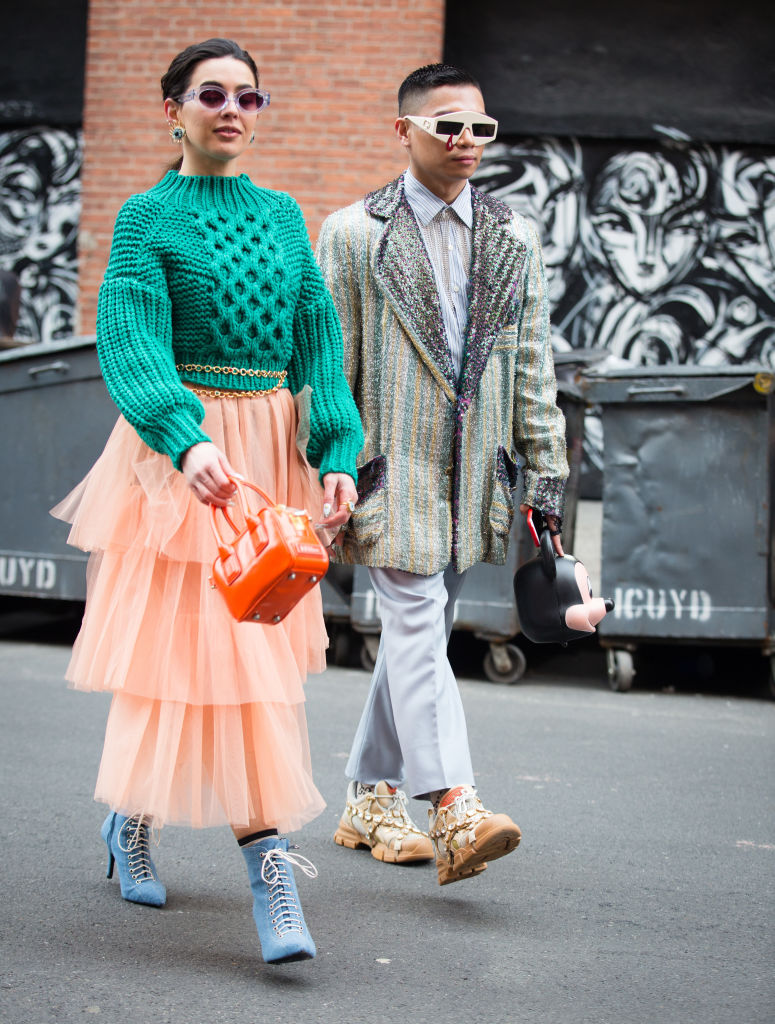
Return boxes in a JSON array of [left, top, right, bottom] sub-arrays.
[[404, 111, 499, 147]]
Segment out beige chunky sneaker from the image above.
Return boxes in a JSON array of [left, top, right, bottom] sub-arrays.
[[428, 785, 522, 885], [333, 781, 434, 864]]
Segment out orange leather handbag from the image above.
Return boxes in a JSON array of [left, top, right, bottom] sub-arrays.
[[209, 474, 329, 624]]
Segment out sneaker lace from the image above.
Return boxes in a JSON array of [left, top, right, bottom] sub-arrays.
[[260, 846, 318, 937], [386, 788, 425, 831], [433, 790, 490, 841], [354, 787, 426, 838], [117, 815, 158, 884], [451, 791, 480, 821]]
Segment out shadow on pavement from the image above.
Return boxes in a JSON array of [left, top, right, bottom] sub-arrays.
[[0, 595, 770, 701]]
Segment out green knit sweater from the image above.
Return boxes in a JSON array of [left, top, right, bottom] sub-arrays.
[[97, 171, 363, 477]]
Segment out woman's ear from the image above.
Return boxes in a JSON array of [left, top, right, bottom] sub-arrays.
[[164, 98, 181, 124]]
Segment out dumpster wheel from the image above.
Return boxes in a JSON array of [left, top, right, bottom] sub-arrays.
[[483, 642, 527, 685], [606, 649, 635, 692], [359, 634, 380, 673]]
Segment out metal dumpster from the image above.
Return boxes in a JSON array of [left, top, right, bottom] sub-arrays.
[[579, 364, 774, 693], [0, 336, 116, 600], [348, 372, 587, 683]]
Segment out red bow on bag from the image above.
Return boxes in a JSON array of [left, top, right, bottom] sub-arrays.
[[209, 474, 329, 624]]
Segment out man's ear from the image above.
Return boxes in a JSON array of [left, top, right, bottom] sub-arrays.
[[395, 117, 411, 149]]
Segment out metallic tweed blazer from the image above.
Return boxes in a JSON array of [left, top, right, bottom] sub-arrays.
[[316, 174, 568, 575]]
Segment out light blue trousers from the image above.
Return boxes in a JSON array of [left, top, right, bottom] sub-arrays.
[[345, 565, 474, 798]]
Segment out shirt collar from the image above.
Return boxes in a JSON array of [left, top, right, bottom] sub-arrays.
[[403, 168, 473, 229]]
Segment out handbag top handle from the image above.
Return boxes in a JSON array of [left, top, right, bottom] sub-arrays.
[[209, 473, 275, 556]]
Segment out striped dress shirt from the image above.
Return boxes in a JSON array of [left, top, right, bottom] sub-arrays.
[[403, 169, 472, 379]]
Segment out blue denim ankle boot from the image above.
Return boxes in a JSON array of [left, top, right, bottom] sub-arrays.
[[241, 836, 317, 963], [101, 812, 166, 907]]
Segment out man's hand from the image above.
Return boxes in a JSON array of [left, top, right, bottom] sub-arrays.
[[520, 503, 564, 556]]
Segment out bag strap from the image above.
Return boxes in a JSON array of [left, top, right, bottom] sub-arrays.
[[209, 473, 275, 555], [526, 509, 556, 579]]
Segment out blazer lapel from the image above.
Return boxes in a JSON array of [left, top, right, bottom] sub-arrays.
[[366, 176, 458, 395], [458, 188, 528, 404]]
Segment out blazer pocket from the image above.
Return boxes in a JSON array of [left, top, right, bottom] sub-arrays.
[[351, 454, 387, 545], [489, 446, 519, 536]]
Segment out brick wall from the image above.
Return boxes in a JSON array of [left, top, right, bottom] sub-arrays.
[[77, 0, 444, 333]]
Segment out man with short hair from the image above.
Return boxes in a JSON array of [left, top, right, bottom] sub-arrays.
[[316, 64, 568, 886]]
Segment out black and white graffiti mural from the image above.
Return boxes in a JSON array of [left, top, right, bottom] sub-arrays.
[[475, 140, 775, 368], [0, 129, 82, 344], [475, 140, 775, 491]]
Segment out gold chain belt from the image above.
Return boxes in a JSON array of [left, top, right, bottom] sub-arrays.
[[177, 363, 287, 399], [186, 384, 286, 399], [176, 363, 286, 380]]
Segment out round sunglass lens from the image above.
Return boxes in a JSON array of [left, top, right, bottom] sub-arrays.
[[237, 92, 261, 112], [198, 88, 226, 109]]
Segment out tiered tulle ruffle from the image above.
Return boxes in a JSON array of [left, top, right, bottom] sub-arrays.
[[52, 388, 328, 831]]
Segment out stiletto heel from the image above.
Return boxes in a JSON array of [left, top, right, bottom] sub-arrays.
[[100, 812, 166, 907], [241, 836, 317, 963]]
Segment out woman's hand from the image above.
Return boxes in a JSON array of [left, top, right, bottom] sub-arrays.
[[181, 442, 237, 506], [318, 472, 358, 541], [520, 503, 565, 556]]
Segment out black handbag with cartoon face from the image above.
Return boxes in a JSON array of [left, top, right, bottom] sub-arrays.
[[515, 512, 614, 645]]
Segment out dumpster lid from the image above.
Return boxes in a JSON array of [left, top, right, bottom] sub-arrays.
[[579, 362, 773, 403], [552, 348, 609, 401], [0, 335, 97, 365]]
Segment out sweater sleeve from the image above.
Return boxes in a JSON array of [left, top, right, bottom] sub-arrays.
[[284, 198, 364, 483], [96, 195, 210, 469], [512, 219, 569, 518]]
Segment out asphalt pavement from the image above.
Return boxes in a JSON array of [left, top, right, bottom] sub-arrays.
[[1, 617, 773, 1024]]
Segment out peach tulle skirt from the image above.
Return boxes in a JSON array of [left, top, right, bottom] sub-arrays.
[[52, 388, 328, 832]]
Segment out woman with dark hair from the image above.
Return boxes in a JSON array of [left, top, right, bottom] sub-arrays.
[[53, 38, 363, 964]]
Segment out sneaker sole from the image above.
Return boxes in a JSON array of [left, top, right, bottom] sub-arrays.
[[437, 859, 488, 886], [436, 820, 522, 886], [333, 820, 434, 864]]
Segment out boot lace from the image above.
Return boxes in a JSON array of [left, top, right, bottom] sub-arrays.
[[117, 815, 158, 884], [260, 846, 318, 937]]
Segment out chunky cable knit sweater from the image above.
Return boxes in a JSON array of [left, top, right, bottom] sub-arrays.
[[96, 171, 363, 476]]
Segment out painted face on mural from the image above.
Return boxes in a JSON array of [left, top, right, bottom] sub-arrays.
[[0, 129, 81, 341], [716, 155, 775, 304], [473, 140, 583, 303], [588, 152, 707, 297], [0, 132, 79, 261], [397, 84, 488, 200]]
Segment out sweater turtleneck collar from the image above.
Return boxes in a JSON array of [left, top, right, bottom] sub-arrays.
[[151, 170, 265, 213]]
